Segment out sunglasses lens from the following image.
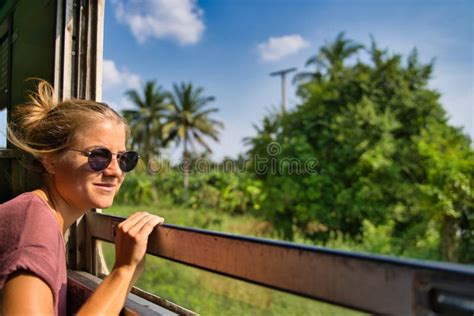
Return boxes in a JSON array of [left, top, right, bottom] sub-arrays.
[[119, 151, 139, 172], [88, 148, 112, 171]]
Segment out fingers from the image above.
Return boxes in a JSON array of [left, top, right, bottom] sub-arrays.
[[117, 211, 149, 232], [137, 216, 164, 238], [113, 212, 164, 273], [118, 212, 164, 240], [127, 213, 164, 238]]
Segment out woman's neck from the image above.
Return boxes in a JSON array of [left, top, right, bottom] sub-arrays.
[[32, 187, 84, 235]]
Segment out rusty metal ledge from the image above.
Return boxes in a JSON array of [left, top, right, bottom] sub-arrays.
[[67, 269, 193, 315], [86, 212, 474, 316]]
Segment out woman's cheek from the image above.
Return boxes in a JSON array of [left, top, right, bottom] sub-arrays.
[[114, 180, 124, 195]]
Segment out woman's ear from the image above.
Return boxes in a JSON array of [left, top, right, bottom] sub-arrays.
[[41, 155, 56, 174]]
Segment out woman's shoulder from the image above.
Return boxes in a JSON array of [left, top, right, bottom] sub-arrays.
[[0, 192, 61, 246], [0, 192, 35, 223], [1, 191, 41, 207], [0, 192, 51, 216]]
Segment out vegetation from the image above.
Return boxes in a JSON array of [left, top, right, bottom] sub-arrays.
[[120, 33, 473, 266], [245, 33, 473, 263], [122, 81, 224, 201], [163, 82, 224, 200], [109, 31, 473, 315], [115, 170, 265, 217], [123, 80, 169, 166]]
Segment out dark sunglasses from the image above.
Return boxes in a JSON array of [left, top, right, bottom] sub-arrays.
[[70, 147, 139, 172]]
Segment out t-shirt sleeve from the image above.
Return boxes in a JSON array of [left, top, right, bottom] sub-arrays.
[[0, 245, 58, 293], [0, 197, 62, 299]]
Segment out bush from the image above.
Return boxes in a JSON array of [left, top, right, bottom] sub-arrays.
[[114, 172, 155, 205], [115, 170, 265, 215]]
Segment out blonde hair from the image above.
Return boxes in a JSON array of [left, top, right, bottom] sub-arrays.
[[8, 80, 129, 170]]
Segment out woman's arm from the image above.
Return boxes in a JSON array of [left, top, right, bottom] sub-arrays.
[[77, 212, 164, 315], [0, 212, 163, 315], [1, 271, 54, 314]]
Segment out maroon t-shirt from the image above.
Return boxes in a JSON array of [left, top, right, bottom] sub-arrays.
[[0, 192, 67, 316]]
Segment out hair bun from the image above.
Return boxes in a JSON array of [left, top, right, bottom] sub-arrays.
[[20, 79, 56, 130], [8, 79, 127, 163]]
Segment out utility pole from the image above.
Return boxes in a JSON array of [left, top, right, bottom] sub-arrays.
[[270, 67, 297, 113]]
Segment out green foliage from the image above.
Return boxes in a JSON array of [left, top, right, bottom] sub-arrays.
[[117, 33, 473, 264], [163, 82, 224, 152], [122, 81, 224, 201], [163, 82, 224, 200], [114, 172, 155, 205], [188, 171, 265, 214], [123, 80, 169, 166], [115, 170, 265, 215], [415, 121, 474, 262], [246, 34, 473, 262]]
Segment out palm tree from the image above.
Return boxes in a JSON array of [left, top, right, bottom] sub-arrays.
[[243, 112, 280, 156], [122, 80, 169, 169], [294, 32, 364, 84], [163, 82, 224, 200]]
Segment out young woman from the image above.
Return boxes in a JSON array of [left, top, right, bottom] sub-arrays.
[[0, 80, 164, 315]]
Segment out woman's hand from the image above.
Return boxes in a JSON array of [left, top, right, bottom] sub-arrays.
[[113, 212, 164, 285], [78, 212, 164, 315]]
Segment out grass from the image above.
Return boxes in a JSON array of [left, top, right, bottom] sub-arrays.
[[101, 203, 365, 315], [102, 202, 274, 237]]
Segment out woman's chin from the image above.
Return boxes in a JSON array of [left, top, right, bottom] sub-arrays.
[[90, 197, 115, 210]]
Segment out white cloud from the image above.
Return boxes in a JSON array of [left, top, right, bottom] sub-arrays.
[[258, 34, 310, 62], [105, 96, 137, 112], [112, 0, 205, 45], [102, 59, 141, 90]]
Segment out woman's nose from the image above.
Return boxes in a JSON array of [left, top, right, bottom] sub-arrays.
[[103, 155, 123, 176]]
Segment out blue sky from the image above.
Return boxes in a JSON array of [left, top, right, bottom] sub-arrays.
[[1, 0, 473, 157], [101, 0, 473, 161]]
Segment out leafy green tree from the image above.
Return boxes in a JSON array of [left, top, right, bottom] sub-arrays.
[[122, 80, 169, 167], [415, 121, 473, 262], [163, 82, 224, 200], [243, 109, 281, 165], [247, 34, 473, 262]]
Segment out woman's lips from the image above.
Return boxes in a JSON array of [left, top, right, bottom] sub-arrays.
[[94, 183, 116, 193]]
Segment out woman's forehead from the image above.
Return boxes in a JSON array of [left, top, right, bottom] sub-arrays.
[[71, 120, 126, 148]]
